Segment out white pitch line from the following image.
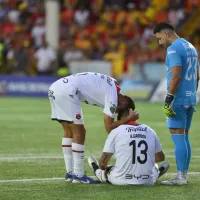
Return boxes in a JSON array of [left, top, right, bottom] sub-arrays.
[[0, 176, 95, 183], [1, 173, 200, 183], [0, 177, 64, 183], [0, 156, 63, 161], [0, 155, 200, 161], [166, 155, 200, 158]]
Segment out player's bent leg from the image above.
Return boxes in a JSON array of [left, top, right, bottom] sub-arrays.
[[88, 156, 99, 173], [61, 122, 73, 182], [88, 156, 106, 182], [158, 162, 170, 178]]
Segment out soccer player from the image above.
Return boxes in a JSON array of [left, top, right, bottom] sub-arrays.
[[48, 72, 139, 184], [88, 105, 170, 185], [153, 22, 199, 185]]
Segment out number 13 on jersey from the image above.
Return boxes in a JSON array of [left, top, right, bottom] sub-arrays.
[[129, 140, 148, 164]]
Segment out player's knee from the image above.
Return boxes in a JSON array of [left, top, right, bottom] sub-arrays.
[[155, 151, 165, 162], [169, 128, 185, 134]]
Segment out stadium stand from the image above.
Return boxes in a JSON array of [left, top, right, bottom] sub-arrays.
[[0, 0, 199, 77]]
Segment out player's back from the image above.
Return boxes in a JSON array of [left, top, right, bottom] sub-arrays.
[[167, 38, 198, 105], [71, 72, 118, 107], [109, 124, 162, 185]]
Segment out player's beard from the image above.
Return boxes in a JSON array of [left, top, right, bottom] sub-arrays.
[[160, 44, 167, 49]]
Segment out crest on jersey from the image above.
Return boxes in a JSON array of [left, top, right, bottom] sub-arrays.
[[76, 113, 81, 120], [110, 106, 116, 114], [110, 102, 116, 114], [110, 104, 117, 114]]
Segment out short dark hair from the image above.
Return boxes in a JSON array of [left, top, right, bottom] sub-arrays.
[[153, 21, 175, 34], [117, 96, 135, 120]]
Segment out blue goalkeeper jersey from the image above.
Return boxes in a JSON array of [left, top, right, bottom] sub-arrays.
[[166, 38, 199, 106]]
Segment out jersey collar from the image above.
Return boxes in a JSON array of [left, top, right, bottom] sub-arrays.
[[115, 83, 121, 93], [127, 121, 140, 125]]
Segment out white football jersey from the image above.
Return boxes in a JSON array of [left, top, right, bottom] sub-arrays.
[[65, 72, 118, 118], [103, 124, 162, 185]]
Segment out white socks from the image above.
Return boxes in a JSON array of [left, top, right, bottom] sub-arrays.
[[72, 143, 85, 177], [62, 138, 73, 174], [177, 170, 187, 179], [62, 138, 85, 177]]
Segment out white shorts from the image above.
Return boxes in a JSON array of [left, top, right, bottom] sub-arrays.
[[48, 78, 84, 124], [107, 165, 159, 185]]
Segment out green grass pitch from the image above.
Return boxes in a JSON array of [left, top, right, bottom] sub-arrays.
[[0, 97, 200, 200]]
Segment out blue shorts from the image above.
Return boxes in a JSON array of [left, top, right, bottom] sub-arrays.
[[167, 105, 195, 130]]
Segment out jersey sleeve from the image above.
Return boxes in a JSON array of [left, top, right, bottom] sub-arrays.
[[103, 85, 118, 118], [103, 130, 116, 153], [167, 47, 182, 68]]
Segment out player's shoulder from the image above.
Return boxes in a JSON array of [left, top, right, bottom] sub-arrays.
[[139, 124, 157, 136], [167, 45, 177, 55], [167, 38, 184, 52], [109, 124, 131, 136]]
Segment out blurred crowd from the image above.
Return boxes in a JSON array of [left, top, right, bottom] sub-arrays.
[[0, 0, 200, 77]]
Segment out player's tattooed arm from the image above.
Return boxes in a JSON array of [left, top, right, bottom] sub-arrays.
[[99, 152, 113, 170]]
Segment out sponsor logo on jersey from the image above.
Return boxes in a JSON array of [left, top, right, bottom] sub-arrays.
[[126, 127, 147, 133], [125, 174, 150, 180], [167, 50, 176, 54], [76, 113, 81, 120]]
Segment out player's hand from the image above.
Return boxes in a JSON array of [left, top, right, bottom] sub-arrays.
[[163, 104, 176, 117], [164, 93, 176, 117], [127, 109, 139, 121]]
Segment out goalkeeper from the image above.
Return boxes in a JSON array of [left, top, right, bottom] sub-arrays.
[[153, 22, 199, 185]]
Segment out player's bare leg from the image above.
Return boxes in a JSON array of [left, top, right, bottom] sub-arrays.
[[61, 122, 73, 181], [161, 128, 188, 185]]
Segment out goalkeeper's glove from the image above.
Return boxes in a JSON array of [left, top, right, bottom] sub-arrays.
[[163, 93, 176, 117]]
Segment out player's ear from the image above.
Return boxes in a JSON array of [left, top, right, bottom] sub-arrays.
[[165, 31, 170, 38]]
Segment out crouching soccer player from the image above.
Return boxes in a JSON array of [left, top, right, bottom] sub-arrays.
[[88, 105, 170, 185], [48, 72, 138, 184]]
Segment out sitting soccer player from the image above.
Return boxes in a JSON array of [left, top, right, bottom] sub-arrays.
[[88, 104, 170, 185]]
